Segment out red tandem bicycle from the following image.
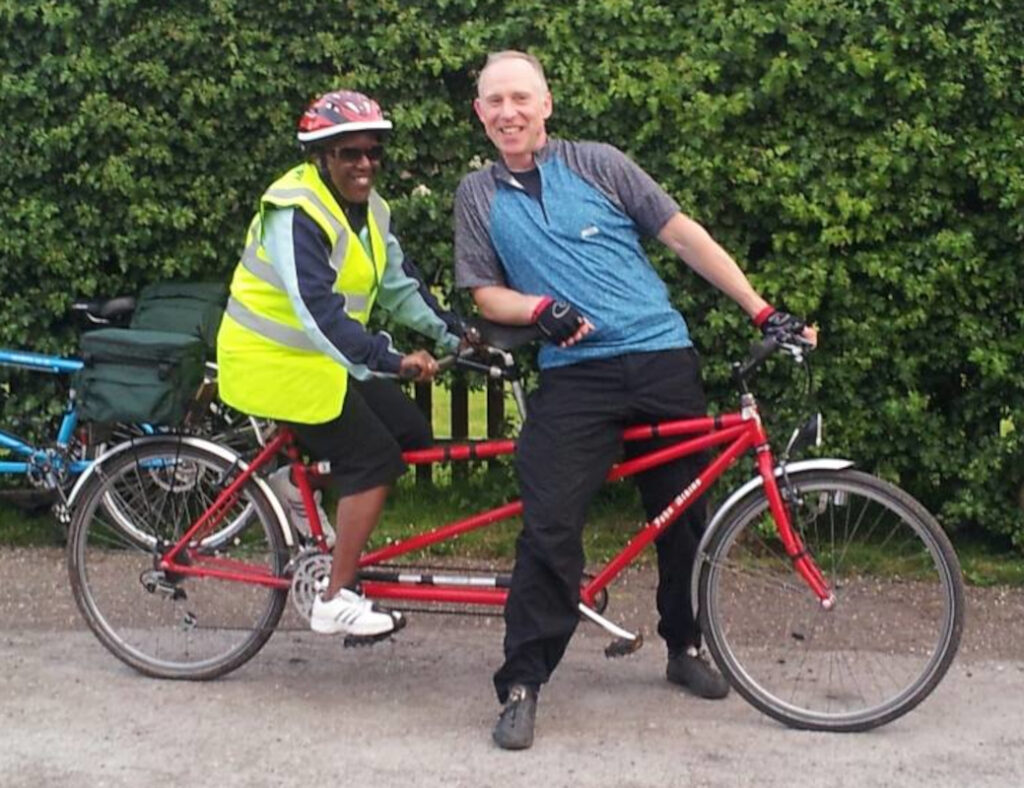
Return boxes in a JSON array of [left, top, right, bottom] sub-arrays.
[[65, 323, 964, 732]]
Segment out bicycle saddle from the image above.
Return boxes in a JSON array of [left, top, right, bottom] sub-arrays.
[[468, 318, 542, 351], [71, 296, 137, 321]]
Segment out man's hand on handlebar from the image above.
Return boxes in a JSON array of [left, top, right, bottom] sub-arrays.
[[399, 350, 441, 383], [532, 296, 594, 347], [753, 306, 817, 349]]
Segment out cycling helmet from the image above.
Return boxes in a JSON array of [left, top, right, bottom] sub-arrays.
[[297, 90, 393, 145]]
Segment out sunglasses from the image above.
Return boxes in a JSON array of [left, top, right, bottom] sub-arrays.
[[330, 145, 385, 163]]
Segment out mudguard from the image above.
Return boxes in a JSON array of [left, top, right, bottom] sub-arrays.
[[690, 458, 855, 617], [66, 434, 295, 547]]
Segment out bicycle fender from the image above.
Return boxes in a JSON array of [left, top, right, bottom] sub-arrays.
[[690, 458, 855, 618], [66, 435, 295, 548]]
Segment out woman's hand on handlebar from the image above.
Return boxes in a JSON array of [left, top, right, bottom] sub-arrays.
[[399, 350, 441, 383]]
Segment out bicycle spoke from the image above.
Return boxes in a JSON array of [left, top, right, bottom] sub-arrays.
[[69, 439, 288, 680], [701, 470, 963, 731]]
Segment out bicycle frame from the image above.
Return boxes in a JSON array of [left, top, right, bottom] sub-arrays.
[[68, 336, 964, 729], [0, 348, 90, 480], [154, 395, 835, 613]]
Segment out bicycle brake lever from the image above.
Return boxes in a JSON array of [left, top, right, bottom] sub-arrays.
[[779, 341, 806, 363]]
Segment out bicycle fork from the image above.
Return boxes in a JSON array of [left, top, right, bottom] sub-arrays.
[[756, 449, 836, 609]]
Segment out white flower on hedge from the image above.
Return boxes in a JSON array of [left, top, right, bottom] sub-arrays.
[[411, 183, 432, 197]]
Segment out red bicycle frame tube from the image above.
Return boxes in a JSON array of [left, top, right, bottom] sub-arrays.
[[156, 413, 834, 606], [159, 429, 293, 588]]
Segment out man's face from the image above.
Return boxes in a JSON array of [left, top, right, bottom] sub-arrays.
[[323, 131, 384, 203], [474, 58, 552, 171]]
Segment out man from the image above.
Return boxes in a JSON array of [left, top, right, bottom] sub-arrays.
[[454, 51, 814, 749], [217, 89, 463, 639]]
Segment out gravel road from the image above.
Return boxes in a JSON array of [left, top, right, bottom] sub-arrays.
[[1, 547, 1022, 787]]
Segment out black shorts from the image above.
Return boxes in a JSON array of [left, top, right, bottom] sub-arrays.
[[283, 378, 432, 497]]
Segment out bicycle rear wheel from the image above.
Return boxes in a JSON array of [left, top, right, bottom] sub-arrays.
[[698, 469, 964, 732], [68, 438, 289, 679]]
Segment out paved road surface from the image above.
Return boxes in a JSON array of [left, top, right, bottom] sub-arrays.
[[2, 548, 1022, 787]]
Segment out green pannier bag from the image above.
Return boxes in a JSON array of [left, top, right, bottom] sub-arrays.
[[129, 281, 228, 353], [76, 328, 206, 426]]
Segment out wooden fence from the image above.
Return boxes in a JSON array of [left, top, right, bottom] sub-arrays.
[[412, 377, 509, 483]]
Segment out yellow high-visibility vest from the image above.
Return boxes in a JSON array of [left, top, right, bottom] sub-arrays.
[[216, 162, 390, 423]]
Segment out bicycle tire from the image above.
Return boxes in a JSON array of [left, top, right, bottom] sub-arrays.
[[698, 469, 964, 732], [68, 438, 289, 680], [91, 406, 269, 551]]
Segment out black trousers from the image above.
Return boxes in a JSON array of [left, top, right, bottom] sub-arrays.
[[494, 349, 708, 702], [286, 379, 432, 497]]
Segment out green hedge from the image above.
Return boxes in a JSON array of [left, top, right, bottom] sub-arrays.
[[2, 0, 1022, 547]]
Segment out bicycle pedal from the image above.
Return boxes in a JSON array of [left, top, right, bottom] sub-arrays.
[[342, 613, 407, 648], [604, 632, 644, 659]]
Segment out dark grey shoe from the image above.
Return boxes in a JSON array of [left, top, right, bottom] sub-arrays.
[[492, 685, 538, 750], [666, 650, 730, 699]]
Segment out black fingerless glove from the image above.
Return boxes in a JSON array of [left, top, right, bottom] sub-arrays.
[[753, 306, 806, 341], [532, 297, 585, 344]]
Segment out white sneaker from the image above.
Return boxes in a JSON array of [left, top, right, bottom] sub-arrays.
[[266, 466, 335, 546], [310, 586, 398, 636]]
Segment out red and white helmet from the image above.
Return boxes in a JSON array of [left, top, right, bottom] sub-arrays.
[[296, 90, 393, 145]]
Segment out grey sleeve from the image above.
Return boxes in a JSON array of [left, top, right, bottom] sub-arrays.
[[453, 174, 506, 289], [564, 141, 680, 238]]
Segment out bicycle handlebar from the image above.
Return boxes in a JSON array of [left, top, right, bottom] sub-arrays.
[[396, 354, 460, 381], [734, 338, 781, 380], [401, 326, 812, 387], [733, 334, 814, 386], [399, 351, 506, 382]]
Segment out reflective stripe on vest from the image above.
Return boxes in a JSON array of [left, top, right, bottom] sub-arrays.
[[225, 297, 318, 352], [240, 240, 286, 290], [264, 186, 349, 270], [239, 240, 370, 316], [259, 187, 391, 273]]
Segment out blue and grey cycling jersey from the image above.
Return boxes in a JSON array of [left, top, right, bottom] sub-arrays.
[[454, 138, 692, 369]]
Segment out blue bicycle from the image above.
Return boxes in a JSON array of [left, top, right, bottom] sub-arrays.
[[1, 297, 265, 523], [0, 346, 94, 504]]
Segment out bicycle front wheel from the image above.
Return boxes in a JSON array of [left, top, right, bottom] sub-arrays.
[[698, 469, 964, 732], [68, 438, 289, 680]]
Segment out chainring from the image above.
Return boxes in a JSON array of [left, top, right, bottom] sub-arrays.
[[290, 553, 333, 621]]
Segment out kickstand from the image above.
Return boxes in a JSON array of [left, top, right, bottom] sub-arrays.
[[578, 603, 644, 658]]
